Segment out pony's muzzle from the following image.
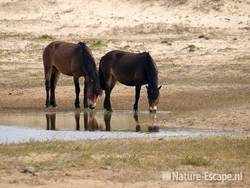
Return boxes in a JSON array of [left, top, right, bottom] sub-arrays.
[[87, 99, 96, 109], [149, 106, 157, 113]]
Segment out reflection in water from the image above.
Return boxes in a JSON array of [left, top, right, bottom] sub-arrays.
[[46, 111, 104, 131], [83, 111, 99, 131], [46, 113, 56, 130], [133, 112, 141, 132], [45, 111, 159, 132], [75, 112, 80, 130], [0, 111, 238, 144], [148, 113, 159, 132], [104, 111, 111, 131]]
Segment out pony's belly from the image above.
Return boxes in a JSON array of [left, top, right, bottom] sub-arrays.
[[53, 64, 73, 76], [118, 79, 135, 86], [61, 71, 73, 76], [113, 70, 147, 86], [112, 71, 135, 86], [117, 79, 147, 86]]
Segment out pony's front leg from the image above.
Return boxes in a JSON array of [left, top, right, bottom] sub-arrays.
[[74, 77, 80, 108], [83, 81, 88, 108], [133, 85, 141, 111]]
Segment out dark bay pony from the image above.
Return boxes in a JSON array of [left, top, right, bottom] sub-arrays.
[[99, 50, 162, 112], [43, 41, 101, 109]]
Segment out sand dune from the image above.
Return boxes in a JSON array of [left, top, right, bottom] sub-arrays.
[[0, 0, 249, 37]]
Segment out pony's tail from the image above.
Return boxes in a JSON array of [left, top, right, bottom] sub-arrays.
[[99, 65, 105, 90]]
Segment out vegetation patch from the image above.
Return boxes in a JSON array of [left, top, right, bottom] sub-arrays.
[[0, 137, 249, 183], [90, 40, 107, 49], [39, 34, 54, 40], [181, 155, 210, 166]]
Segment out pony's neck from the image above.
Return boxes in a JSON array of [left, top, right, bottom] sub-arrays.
[[78, 42, 100, 94]]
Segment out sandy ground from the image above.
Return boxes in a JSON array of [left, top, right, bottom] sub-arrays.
[[0, 0, 250, 187], [0, 137, 249, 188]]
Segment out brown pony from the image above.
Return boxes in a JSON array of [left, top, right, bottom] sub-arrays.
[[43, 41, 101, 109], [99, 50, 161, 112]]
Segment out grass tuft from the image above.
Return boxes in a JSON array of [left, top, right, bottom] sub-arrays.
[[90, 40, 107, 49], [181, 155, 210, 166], [39, 34, 54, 40]]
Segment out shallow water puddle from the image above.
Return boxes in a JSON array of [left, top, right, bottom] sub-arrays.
[[0, 110, 168, 131], [0, 110, 237, 144]]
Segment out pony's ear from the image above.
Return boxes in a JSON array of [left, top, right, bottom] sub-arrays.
[[78, 42, 86, 46], [158, 85, 162, 90], [78, 42, 86, 49]]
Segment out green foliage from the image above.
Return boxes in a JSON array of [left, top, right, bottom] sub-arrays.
[[90, 40, 107, 49], [181, 155, 210, 166], [39, 34, 54, 40]]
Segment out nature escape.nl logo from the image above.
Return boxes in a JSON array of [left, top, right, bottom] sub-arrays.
[[162, 171, 243, 182]]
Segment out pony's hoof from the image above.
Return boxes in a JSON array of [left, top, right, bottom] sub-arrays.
[[75, 104, 80, 109], [51, 103, 57, 108], [45, 102, 50, 108], [133, 105, 138, 112], [133, 108, 139, 113]]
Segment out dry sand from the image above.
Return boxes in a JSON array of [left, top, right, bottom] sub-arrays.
[[0, 0, 250, 187]]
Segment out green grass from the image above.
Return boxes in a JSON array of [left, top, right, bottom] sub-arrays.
[[39, 34, 54, 40], [119, 45, 131, 51], [90, 39, 107, 49], [0, 137, 249, 184], [181, 155, 210, 166], [0, 137, 249, 181]]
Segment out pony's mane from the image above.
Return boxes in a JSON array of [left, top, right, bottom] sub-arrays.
[[77, 42, 100, 95], [143, 52, 159, 100]]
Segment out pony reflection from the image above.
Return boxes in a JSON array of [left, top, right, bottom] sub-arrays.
[[46, 113, 56, 130], [83, 111, 100, 131], [45, 111, 158, 132]]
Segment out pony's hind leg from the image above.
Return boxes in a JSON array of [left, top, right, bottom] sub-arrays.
[[74, 76, 80, 108], [133, 85, 141, 111], [50, 67, 60, 107], [43, 44, 54, 108], [44, 68, 52, 108]]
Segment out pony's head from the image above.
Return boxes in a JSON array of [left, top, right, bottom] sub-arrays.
[[146, 85, 162, 113], [78, 42, 102, 109], [87, 79, 102, 109]]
